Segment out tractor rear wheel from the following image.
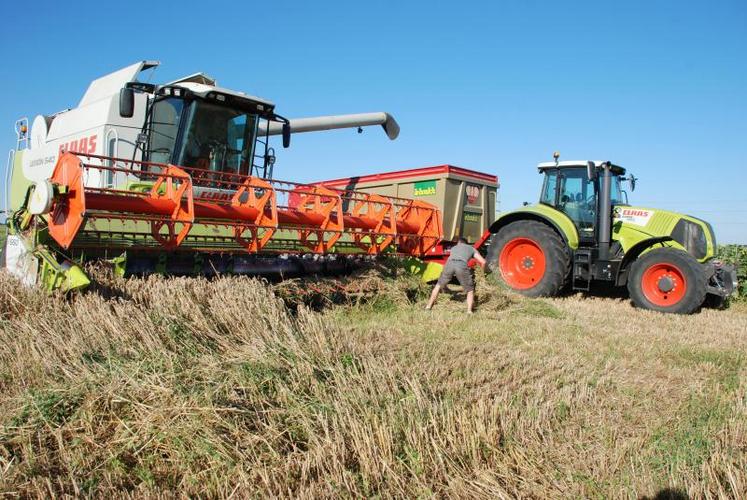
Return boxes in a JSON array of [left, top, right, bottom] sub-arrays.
[[488, 220, 571, 298], [627, 248, 707, 314]]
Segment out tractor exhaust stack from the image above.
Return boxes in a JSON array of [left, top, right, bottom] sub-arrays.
[[597, 161, 613, 261]]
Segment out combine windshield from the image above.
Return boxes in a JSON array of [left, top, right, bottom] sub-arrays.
[[148, 98, 259, 176], [178, 100, 258, 175]]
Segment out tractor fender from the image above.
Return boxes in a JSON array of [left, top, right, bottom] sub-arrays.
[[488, 208, 579, 250], [615, 236, 673, 286]]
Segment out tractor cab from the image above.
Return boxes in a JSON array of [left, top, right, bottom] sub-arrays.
[[537, 160, 629, 246]]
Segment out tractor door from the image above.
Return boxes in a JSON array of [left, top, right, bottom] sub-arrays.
[[541, 167, 597, 243]]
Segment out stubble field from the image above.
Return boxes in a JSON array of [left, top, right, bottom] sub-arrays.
[[0, 265, 744, 498]]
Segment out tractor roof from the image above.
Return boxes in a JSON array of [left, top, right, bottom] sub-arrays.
[[537, 160, 626, 175]]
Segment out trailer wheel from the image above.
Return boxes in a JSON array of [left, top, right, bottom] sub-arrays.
[[488, 220, 571, 297], [628, 248, 706, 314]]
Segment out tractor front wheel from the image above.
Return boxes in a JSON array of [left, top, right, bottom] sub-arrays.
[[628, 248, 706, 314], [488, 220, 571, 298]]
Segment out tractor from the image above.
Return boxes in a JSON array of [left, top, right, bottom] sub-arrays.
[[486, 154, 738, 314]]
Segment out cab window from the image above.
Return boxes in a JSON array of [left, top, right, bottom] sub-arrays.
[[557, 168, 596, 235], [540, 170, 558, 205], [148, 97, 184, 164], [177, 100, 258, 176]]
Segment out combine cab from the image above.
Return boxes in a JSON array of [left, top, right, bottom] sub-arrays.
[[3, 61, 442, 290]]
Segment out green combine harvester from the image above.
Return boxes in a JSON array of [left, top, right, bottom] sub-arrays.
[[485, 153, 738, 314]]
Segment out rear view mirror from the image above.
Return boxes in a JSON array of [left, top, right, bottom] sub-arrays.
[[586, 161, 597, 181], [119, 88, 135, 118], [629, 174, 637, 191], [282, 122, 291, 148]]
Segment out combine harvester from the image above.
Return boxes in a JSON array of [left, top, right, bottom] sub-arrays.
[[3, 61, 446, 290]]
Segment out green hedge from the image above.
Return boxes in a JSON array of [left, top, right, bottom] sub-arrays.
[[716, 245, 746, 299]]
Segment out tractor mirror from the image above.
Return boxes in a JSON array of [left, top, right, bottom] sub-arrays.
[[119, 88, 135, 118], [629, 174, 636, 191], [282, 122, 291, 148], [586, 161, 597, 181]]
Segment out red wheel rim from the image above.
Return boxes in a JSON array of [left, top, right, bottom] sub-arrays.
[[640, 262, 687, 307], [499, 237, 546, 289]]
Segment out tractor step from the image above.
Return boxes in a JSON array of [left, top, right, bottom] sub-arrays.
[[572, 248, 593, 291]]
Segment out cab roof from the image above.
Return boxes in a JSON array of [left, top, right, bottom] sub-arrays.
[[537, 160, 626, 175], [158, 81, 276, 117]]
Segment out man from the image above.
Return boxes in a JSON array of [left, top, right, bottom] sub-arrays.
[[425, 237, 487, 314]]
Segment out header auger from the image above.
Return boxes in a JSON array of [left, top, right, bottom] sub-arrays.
[[41, 152, 440, 257]]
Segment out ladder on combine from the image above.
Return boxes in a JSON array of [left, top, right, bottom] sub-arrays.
[[4, 118, 28, 215]]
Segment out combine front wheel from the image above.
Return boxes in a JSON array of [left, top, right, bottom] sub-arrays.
[[488, 221, 571, 297], [628, 248, 706, 314]]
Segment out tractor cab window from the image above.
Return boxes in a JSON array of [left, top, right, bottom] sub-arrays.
[[540, 167, 597, 238], [177, 100, 259, 176], [557, 168, 596, 236], [540, 169, 558, 206], [610, 175, 625, 205]]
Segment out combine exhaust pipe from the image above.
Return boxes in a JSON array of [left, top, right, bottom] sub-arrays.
[[259, 112, 400, 140]]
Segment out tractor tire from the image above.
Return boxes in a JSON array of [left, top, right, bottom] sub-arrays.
[[487, 220, 571, 298], [627, 248, 707, 314]]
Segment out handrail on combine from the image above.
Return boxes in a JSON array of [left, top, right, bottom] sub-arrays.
[[44, 152, 442, 257], [5, 149, 14, 215]]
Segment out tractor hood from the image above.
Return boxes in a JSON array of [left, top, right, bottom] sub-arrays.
[[612, 205, 716, 262]]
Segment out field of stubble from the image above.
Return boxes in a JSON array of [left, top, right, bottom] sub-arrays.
[[0, 265, 744, 498]]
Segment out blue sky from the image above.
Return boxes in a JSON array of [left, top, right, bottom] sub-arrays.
[[2, 0, 745, 242]]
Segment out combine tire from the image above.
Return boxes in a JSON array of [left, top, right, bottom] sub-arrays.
[[488, 220, 571, 297], [627, 248, 706, 314]]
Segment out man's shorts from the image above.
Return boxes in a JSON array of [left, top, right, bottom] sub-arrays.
[[436, 260, 475, 292]]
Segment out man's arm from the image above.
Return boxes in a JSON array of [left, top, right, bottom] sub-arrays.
[[473, 249, 487, 269]]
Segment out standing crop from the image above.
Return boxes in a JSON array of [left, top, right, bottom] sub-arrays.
[[716, 244, 746, 299]]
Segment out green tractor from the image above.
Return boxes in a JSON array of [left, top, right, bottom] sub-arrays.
[[486, 155, 738, 314]]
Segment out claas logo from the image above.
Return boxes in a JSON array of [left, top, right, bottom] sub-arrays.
[[622, 209, 650, 217], [59, 134, 98, 155]]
